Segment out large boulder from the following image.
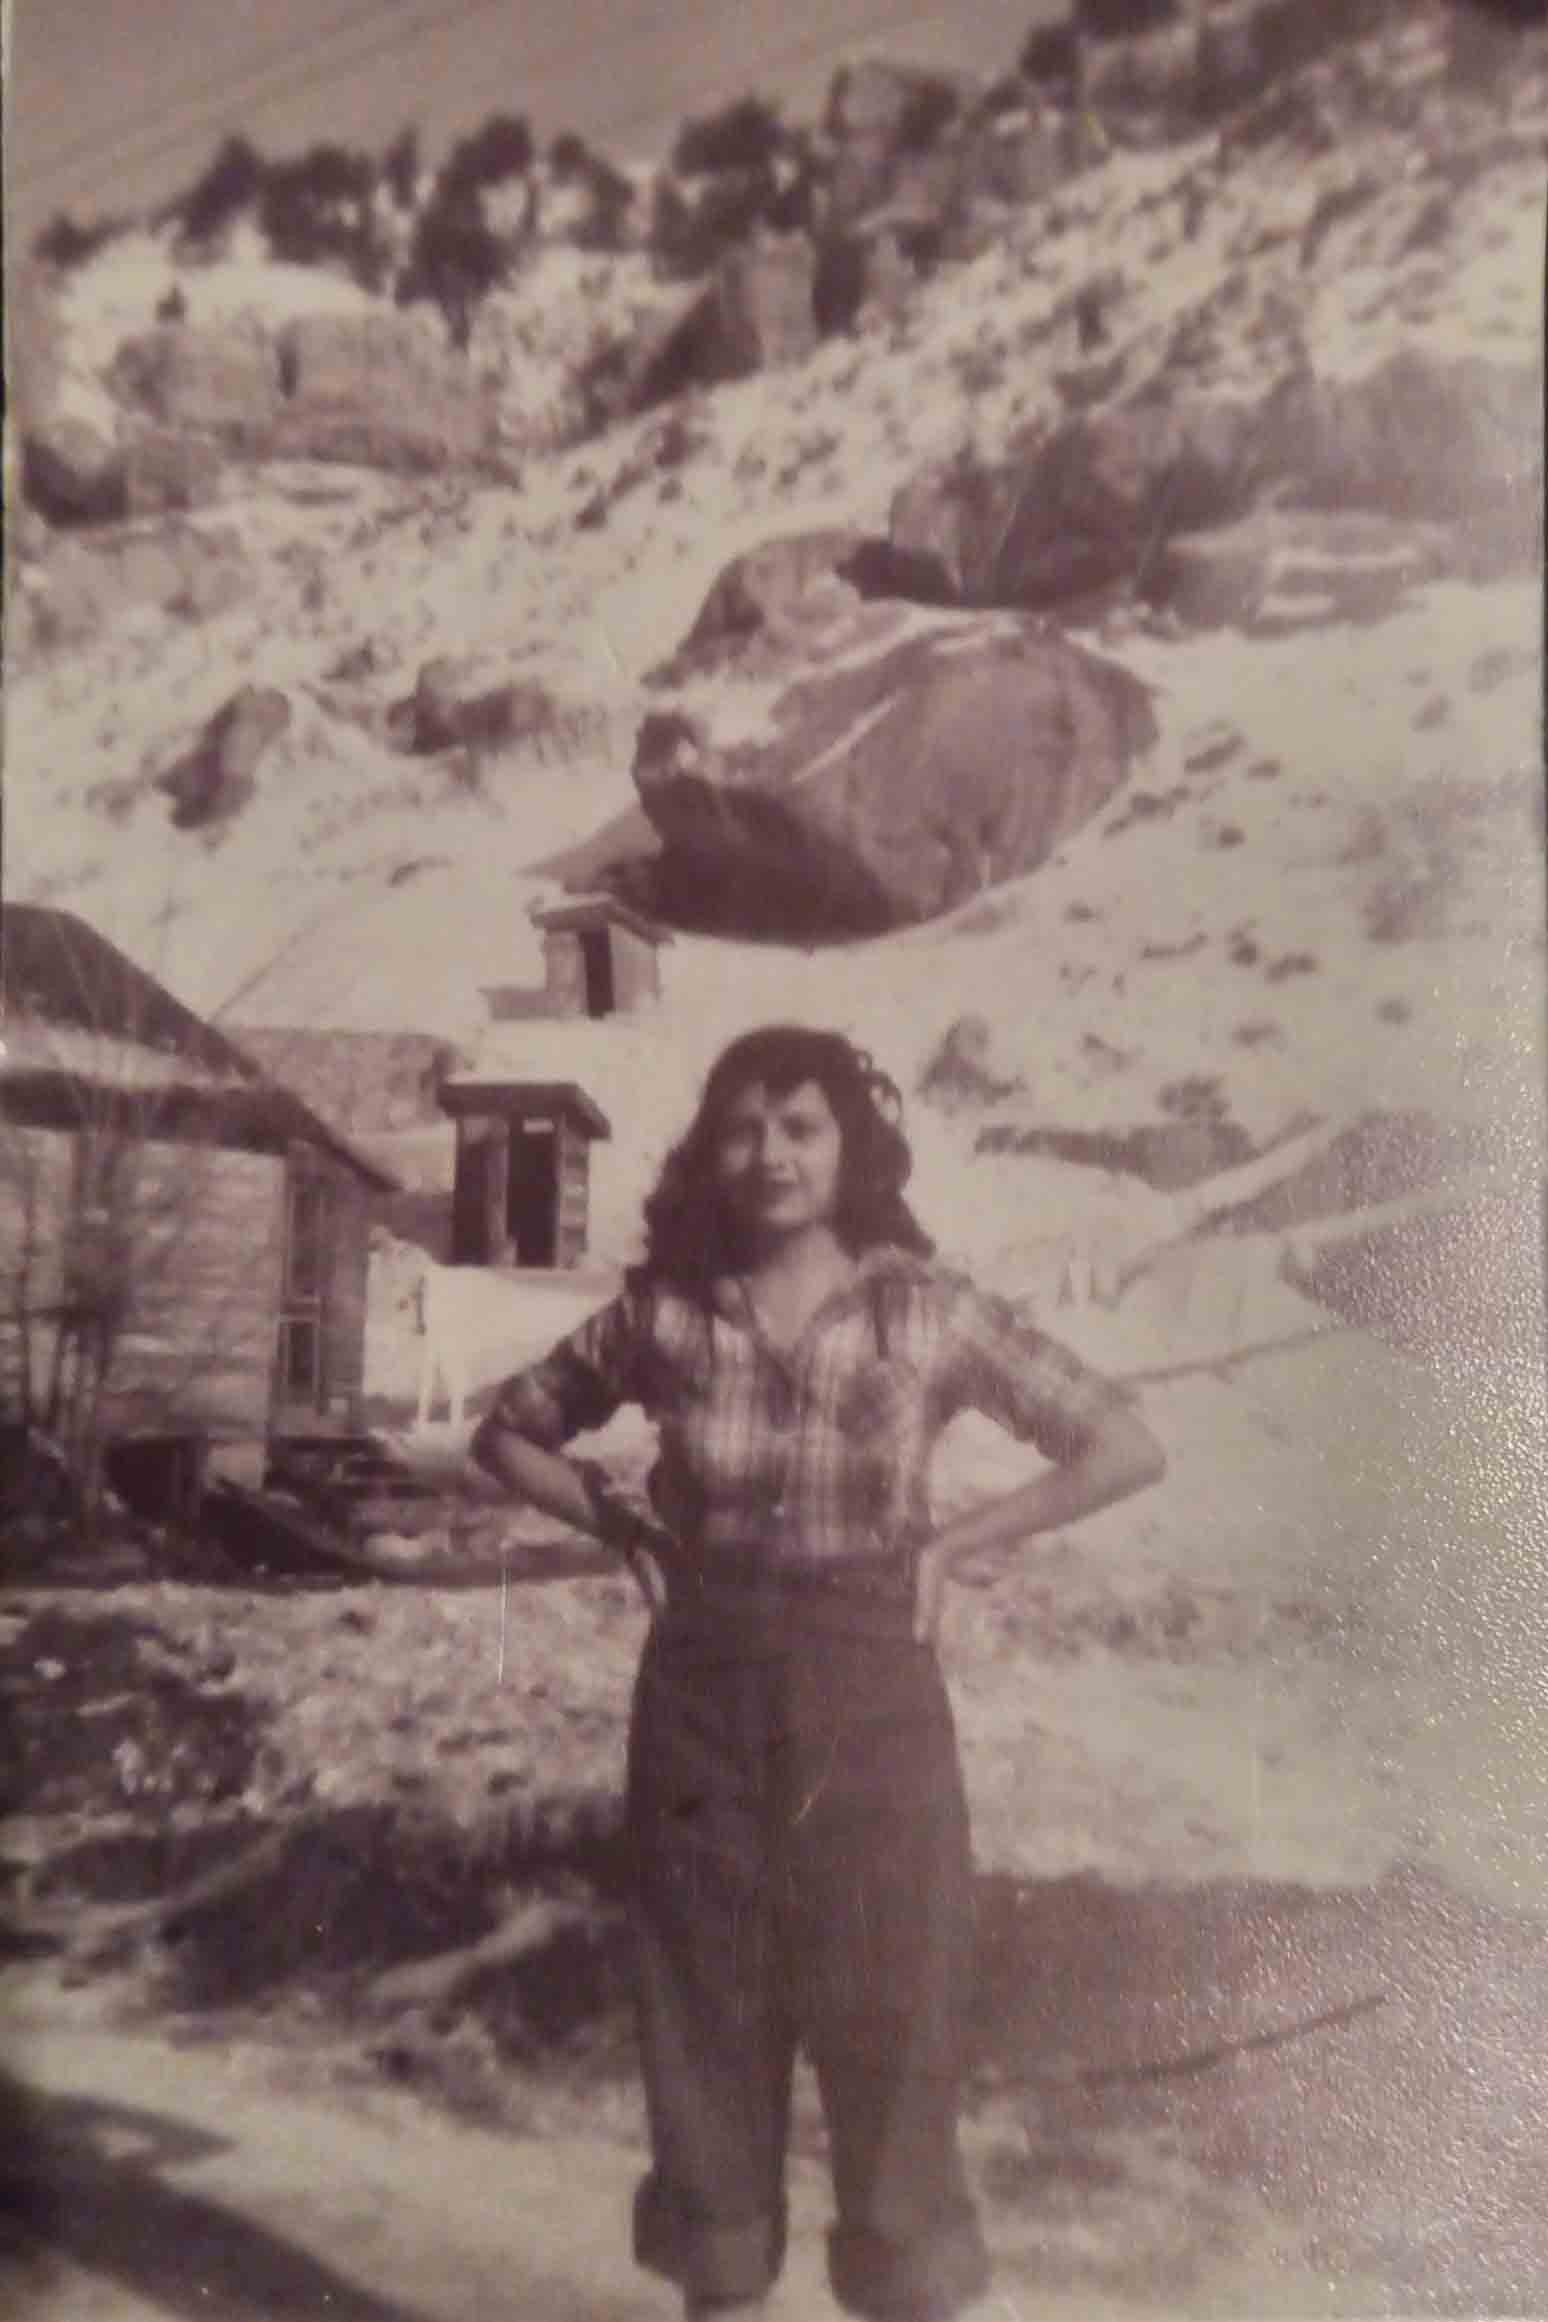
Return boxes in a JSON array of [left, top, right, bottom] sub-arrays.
[[124, 429, 225, 516], [1265, 351, 1541, 577], [633, 234, 818, 404], [990, 392, 1264, 609], [657, 529, 870, 680], [714, 233, 819, 371], [388, 654, 612, 760], [611, 608, 1157, 937], [156, 686, 292, 831], [108, 324, 282, 442], [822, 58, 970, 230], [272, 313, 498, 471], [1147, 507, 1456, 633], [23, 417, 224, 528], [21, 417, 128, 527], [953, 102, 1066, 212], [1082, 16, 1201, 116], [13, 523, 250, 659], [889, 451, 1018, 603]]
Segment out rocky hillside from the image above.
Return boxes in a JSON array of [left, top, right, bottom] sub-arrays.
[[6, 0, 1544, 1285]]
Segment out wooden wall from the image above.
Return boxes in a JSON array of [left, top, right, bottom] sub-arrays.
[[0, 1123, 375, 1442], [556, 1118, 591, 1267], [320, 1158, 372, 1421], [0, 1123, 283, 1439], [612, 923, 662, 1012]]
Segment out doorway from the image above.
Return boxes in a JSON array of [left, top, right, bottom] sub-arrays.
[[507, 1124, 558, 1265], [580, 929, 616, 1019]]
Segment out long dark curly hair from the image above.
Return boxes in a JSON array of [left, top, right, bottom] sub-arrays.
[[633, 1025, 934, 1295]]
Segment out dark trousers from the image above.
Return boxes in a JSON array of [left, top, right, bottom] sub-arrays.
[[626, 1583, 991, 2319]]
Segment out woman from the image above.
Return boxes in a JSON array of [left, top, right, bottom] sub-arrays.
[[472, 1026, 1164, 2322]]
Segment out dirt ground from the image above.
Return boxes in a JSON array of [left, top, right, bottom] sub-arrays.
[[3, 1331, 1546, 2319]]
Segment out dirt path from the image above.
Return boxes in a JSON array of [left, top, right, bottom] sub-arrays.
[[7, 1854, 1547, 2322], [2, 1994, 796, 2322]]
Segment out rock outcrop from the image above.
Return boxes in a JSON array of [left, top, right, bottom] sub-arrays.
[[991, 393, 1265, 608], [602, 605, 1157, 937], [108, 324, 282, 443], [23, 417, 225, 529], [631, 234, 819, 406], [886, 342, 1539, 626], [1267, 350, 1541, 578], [273, 313, 497, 470], [389, 655, 608, 760], [1147, 507, 1455, 633], [658, 529, 870, 679], [156, 686, 292, 831], [13, 523, 250, 659], [917, 1015, 1026, 1112], [21, 418, 129, 527], [822, 59, 969, 230]]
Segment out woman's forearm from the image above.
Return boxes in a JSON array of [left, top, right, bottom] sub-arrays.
[[932, 1407, 1166, 1564], [469, 1417, 598, 1534]]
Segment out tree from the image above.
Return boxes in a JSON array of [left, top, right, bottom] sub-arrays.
[[179, 135, 265, 244], [2, 1035, 224, 1535], [400, 190, 508, 349], [0, 910, 318, 1540], [258, 142, 387, 289], [32, 210, 123, 269], [382, 124, 421, 213], [672, 95, 785, 178], [438, 113, 534, 202]]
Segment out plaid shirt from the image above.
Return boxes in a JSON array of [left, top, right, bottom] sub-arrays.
[[486, 1247, 1129, 1570]]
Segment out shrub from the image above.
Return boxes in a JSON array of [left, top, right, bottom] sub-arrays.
[[439, 112, 534, 203], [896, 76, 960, 153], [179, 135, 264, 243], [672, 95, 784, 177], [548, 133, 637, 251], [401, 190, 508, 347], [1074, 0, 1179, 35], [33, 211, 122, 269], [1020, 20, 1081, 81], [651, 167, 777, 277], [258, 143, 385, 287], [382, 124, 421, 211]]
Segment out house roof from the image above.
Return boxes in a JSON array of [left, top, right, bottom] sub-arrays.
[[530, 891, 671, 945], [438, 1076, 612, 1139], [2, 904, 397, 1190]]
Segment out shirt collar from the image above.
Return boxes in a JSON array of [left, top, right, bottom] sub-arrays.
[[707, 1243, 924, 1326]]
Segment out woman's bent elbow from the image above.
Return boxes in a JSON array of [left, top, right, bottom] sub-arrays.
[[1103, 1411, 1166, 1497], [468, 1413, 508, 1480]]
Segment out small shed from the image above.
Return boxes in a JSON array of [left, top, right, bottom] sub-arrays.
[[485, 893, 669, 1024], [439, 1079, 611, 1268], [0, 906, 395, 1480]]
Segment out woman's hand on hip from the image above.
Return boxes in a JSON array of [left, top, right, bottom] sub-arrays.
[[913, 1534, 955, 1645]]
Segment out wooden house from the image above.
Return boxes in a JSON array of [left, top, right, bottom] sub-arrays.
[[0, 905, 395, 1487], [483, 893, 669, 1024], [439, 1078, 610, 1268]]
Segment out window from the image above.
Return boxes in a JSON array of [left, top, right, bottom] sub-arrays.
[[279, 1160, 333, 1410], [286, 1173, 331, 1300]]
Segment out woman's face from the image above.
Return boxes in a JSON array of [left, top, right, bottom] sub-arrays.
[[714, 1078, 845, 1242]]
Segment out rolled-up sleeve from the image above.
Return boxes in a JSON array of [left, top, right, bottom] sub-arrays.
[[484, 1290, 648, 1448], [939, 1278, 1131, 1462]]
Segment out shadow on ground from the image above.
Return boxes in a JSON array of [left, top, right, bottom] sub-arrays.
[[0, 2079, 429, 2322]]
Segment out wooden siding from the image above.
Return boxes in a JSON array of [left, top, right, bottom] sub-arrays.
[[2, 1125, 376, 1441], [0, 1123, 284, 1439], [451, 1114, 509, 1264], [321, 1160, 372, 1420], [611, 923, 662, 1011], [556, 1117, 590, 1266]]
